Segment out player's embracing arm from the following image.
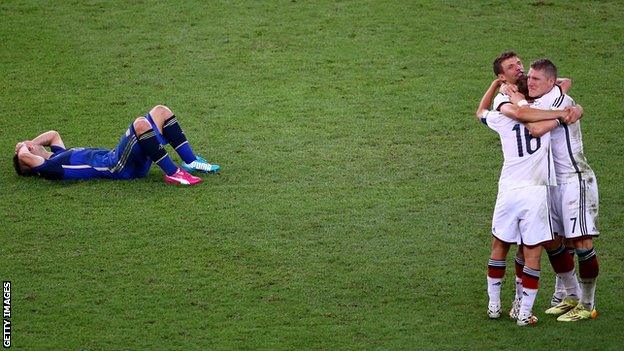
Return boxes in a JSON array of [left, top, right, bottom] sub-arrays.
[[476, 79, 502, 121], [499, 101, 566, 124], [476, 79, 567, 125], [526, 94, 583, 137]]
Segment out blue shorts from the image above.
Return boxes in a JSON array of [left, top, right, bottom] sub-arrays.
[[109, 113, 168, 179]]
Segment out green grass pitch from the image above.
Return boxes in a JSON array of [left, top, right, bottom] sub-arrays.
[[1, 1, 623, 349]]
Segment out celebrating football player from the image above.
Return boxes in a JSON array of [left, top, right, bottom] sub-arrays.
[[477, 53, 592, 325], [498, 59, 601, 322]]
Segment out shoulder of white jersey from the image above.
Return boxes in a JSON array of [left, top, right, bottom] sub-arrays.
[[492, 92, 511, 111], [482, 109, 513, 131], [550, 85, 566, 109], [480, 109, 492, 125], [562, 94, 575, 107], [553, 95, 577, 111]]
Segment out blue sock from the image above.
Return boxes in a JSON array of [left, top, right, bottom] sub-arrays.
[[162, 115, 196, 164], [137, 129, 178, 176]]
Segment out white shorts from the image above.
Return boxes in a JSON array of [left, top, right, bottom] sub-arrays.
[[550, 178, 599, 238], [491, 185, 554, 246]]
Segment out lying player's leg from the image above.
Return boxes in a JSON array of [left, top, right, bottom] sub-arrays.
[[147, 105, 220, 173], [129, 117, 201, 185]]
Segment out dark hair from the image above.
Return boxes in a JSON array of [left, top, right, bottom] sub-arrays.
[[516, 74, 529, 97], [13, 153, 33, 177], [530, 59, 558, 79], [493, 51, 518, 76]]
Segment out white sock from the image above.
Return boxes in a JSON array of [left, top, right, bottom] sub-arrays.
[[558, 270, 580, 300], [487, 276, 503, 306], [515, 276, 523, 300], [519, 287, 538, 317], [579, 277, 597, 309], [553, 274, 566, 299]]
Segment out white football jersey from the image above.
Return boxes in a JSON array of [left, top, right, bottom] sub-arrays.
[[533, 86, 595, 183], [492, 92, 511, 111], [482, 111, 557, 191]]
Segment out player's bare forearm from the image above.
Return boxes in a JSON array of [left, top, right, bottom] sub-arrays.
[[476, 79, 501, 120], [31, 130, 65, 148], [526, 120, 560, 138], [516, 106, 564, 122], [500, 104, 564, 123]]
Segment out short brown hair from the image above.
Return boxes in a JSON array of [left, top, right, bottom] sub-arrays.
[[493, 51, 518, 76], [530, 59, 558, 79], [13, 154, 33, 177]]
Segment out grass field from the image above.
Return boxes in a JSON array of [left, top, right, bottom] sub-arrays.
[[1, 0, 623, 349]]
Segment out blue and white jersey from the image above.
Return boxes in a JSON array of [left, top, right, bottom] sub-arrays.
[[32, 146, 118, 180], [481, 111, 557, 191], [31, 123, 155, 180]]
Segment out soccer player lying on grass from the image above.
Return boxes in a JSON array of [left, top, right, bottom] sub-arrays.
[[476, 73, 582, 326], [13, 105, 219, 185]]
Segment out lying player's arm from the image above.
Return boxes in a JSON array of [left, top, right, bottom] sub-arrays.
[[16, 144, 45, 168], [476, 79, 502, 120], [30, 130, 65, 148], [500, 104, 564, 123]]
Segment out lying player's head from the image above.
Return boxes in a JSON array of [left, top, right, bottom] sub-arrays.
[[528, 59, 557, 99], [13, 153, 33, 177], [493, 51, 524, 84]]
